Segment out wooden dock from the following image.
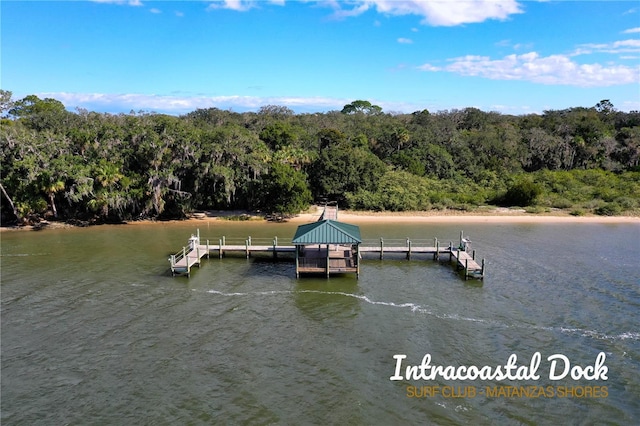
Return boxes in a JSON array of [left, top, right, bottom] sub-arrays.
[[169, 230, 484, 279]]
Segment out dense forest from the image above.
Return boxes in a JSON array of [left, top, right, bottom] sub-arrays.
[[1, 91, 639, 225]]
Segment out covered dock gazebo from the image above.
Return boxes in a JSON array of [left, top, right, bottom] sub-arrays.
[[292, 219, 362, 278]]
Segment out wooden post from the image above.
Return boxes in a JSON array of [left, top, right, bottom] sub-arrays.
[[464, 258, 469, 280], [295, 246, 299, 278], [326, 244, 330, 278], [273, 237, 277, 259], [206, 239, 210, 258], [472, 250, 476, 260], [183, 246, 188, 277], [356, 244, 360, 279], [459, 230, 463, 249], [449, 242, 453, 262], [222, 236, 226, 246], [196, 245, 200, 267], [245, 239, 250, 258], [380, 237, 384, 260], [219, 238, 223, 258], [434, 239, 439, 260], [407, 239, 412, 260], [197, 228, 200, 244], [481, 258, 485, 277]]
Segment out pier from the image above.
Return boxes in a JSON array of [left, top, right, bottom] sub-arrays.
[[168, 229, 485, 280]]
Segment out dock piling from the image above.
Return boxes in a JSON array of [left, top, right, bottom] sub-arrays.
[[273, 237, 278, 259], [464, 258, 469, 280], [170, 229, 484, 280]]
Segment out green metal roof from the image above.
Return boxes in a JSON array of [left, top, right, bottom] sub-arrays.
[[292, 220, 362, 245]]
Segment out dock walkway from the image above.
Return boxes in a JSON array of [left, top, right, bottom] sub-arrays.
[[169, 230, 484, 279]]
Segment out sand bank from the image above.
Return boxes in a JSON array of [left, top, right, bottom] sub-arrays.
[[288, 209, 640, 224], [3, 207, 638, 232]]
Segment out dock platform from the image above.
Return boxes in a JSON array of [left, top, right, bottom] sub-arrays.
[[169, 230, 485, 280]]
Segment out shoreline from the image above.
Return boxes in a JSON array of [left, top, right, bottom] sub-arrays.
[[2, 207, 639, 231]]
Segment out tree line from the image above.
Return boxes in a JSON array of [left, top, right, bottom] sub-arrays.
[[1, 92, 638, 225]]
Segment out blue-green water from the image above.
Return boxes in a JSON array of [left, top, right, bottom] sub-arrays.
[[1, 220, 639, 425]]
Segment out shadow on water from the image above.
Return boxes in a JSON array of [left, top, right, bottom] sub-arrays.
[[294, 277, 361, 322]]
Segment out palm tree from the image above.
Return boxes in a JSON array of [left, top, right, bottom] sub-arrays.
[[0, 182, 21, 222], [41, 177, 65, 218]]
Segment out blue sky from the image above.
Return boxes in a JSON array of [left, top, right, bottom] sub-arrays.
[[2, 0, 639, 115]]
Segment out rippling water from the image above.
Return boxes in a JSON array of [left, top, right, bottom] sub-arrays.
[[1, 220, 639, 424]]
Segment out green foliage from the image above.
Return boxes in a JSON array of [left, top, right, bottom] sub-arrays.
[[346, 170, 493, 211], [257, 162, 312, 215], [595, 203, 622, 216], [341, 100, 382, 115], [1, 93, 639, 224], [346, 171, 431, 211], [309, 139, 386, 203], [259, 121, 300, 150], [0, 89, 13, 117], [500, 178, 543, 207]]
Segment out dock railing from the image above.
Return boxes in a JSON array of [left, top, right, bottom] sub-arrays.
[[361, 237, 440, 247], [169, 247, 186, 270], [169, 230, 483, 279], [360, 237, 448, 260]]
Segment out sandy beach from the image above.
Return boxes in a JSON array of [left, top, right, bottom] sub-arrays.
[[2, 206, 639, 232], [178, 206, 639, 225], [287, 207, 640, 224], [296, 211, 640, 224]]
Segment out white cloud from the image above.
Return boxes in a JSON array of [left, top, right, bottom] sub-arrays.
[[91, 0, 143, 6], [418, 52, 640, 87], [417, 63, 440, 72], [325, 0, 522, 26], [397, 38, 413, 44], [206, 0, 284, 11], [623, 27, 640, 34], [150, 8, 161, 14], [620, 99, 640, 111], [572, 39, 640, 56], [97, 0, 521, 26], [207, 0, 252, 12], [40, 92, 355, 114]]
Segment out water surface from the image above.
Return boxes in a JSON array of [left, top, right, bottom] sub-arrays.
[[2, 221, 639, 424]]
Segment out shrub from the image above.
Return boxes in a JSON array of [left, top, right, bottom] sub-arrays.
[[614, 197, 637, 210], [550, 197, 574, 209], [595, 203, 622, 216], [525, 206, 548, 214], [501, 179, 542, 206]]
